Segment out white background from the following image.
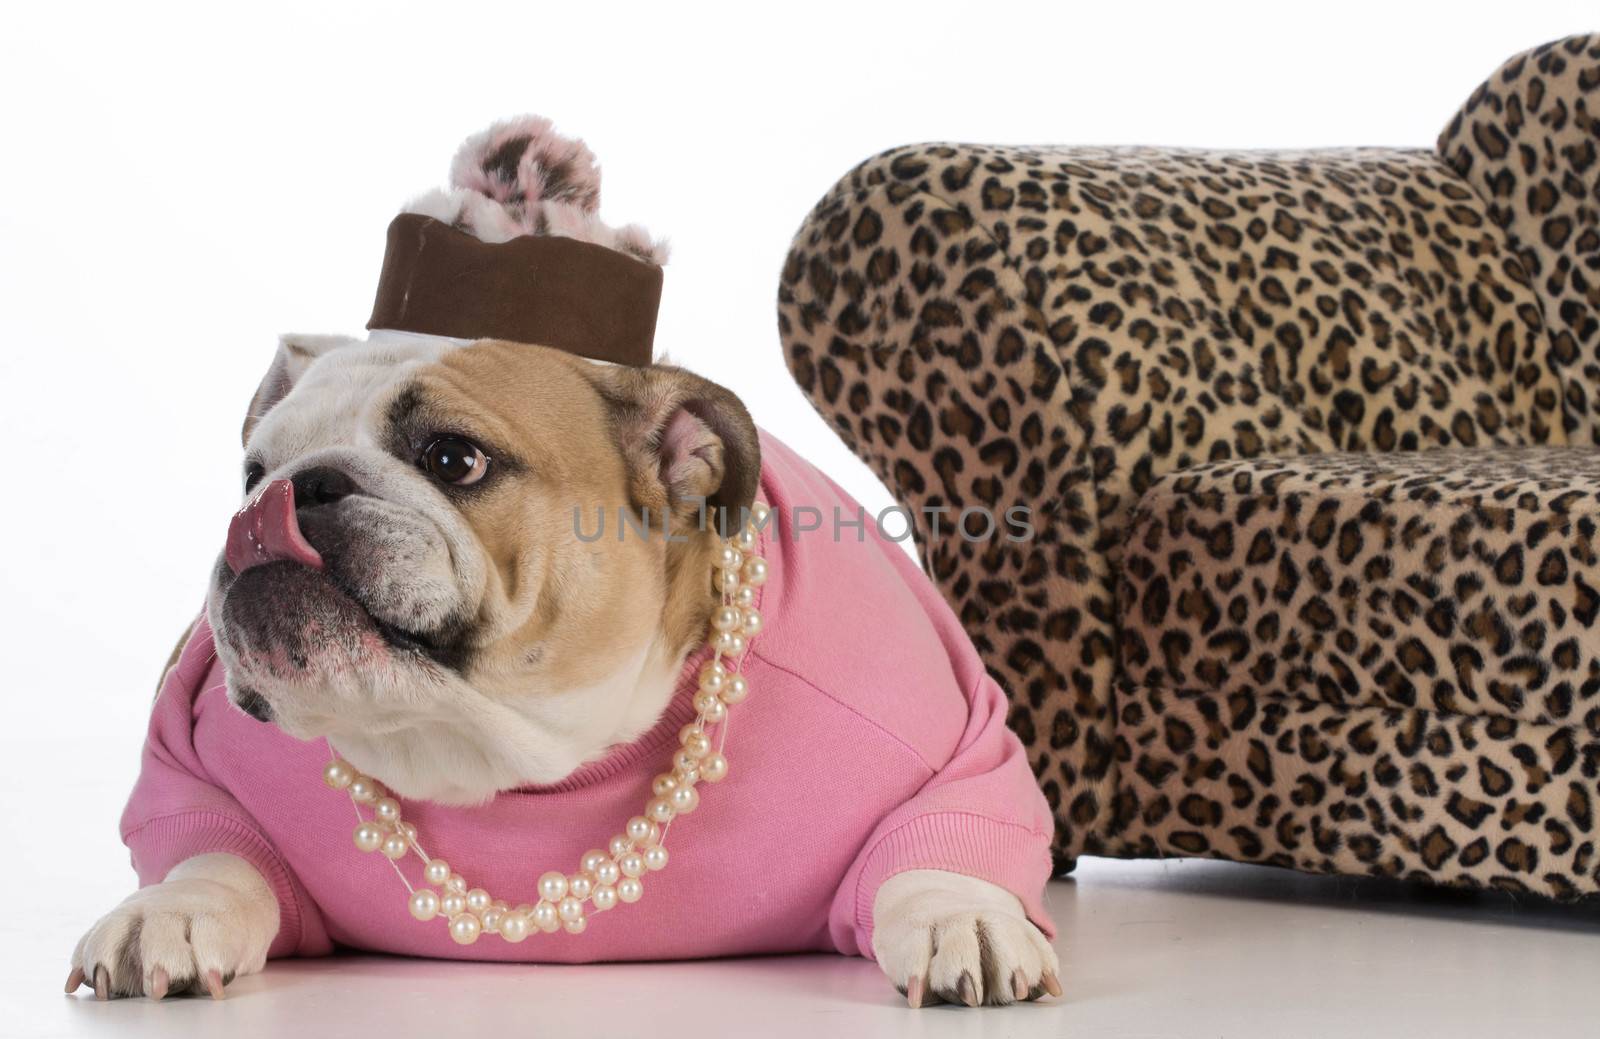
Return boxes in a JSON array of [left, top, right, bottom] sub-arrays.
[[0, 2, 1594, 1032]]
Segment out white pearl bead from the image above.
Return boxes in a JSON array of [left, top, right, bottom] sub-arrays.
[[610, 834, 633, 858], [673, 750, 701, 778], [498, 910, 530, 942], [563, 916, 588, 935], [680, 729, 712, 758], [381, 833, 410, 860], [399, 822, 417, 840], [734, 585, 756, 608], [466, 888, 492, 913], [353, 821, 384, 853], [699, 752, 729, 782], [647, 797, 675, 824], [750, 502, 771, 525], [723, 633, 746, 657], [711, 631, 737, 655], [424, 859, 451, 886], [532, 901, 560, 932], [699, 659, 727, 685], [480, 905, 504, 934], [491, 900, 508, 912], [721, 675, 749, 704], [594, 858, 621, 886], [617, 877, 644, 903], [581, 849, 608, 875], [619, 852, 645, 878], [558, 896, 585, 922], [718, 570, 742, 594], [646, 823, 663, 845], [408, 889, 440, 921], [644, 845, 669, 872], [652, 773, 679, 796], [717, 546, 743, 571], [591, 884, 618, 911], [698, 667, 726, 695], [323, 761, 355, 789], [695, 695, 727, 724], [669, 784, 699, 814], [680, 722, 707, 744], [740, 608, 763, 635], [348, 776, 382, 804], [568, 873, 594, 900], [445, 873, 468, 895], [711, 605, 742, 632], [735, 528, 757, 552], [742, 557, 768, 586], [441, 893, 467, 917], [448, 913, 482, 945], [538, 871, 568, 902], [626, 816, 653, 843], [373, 797, 402, 823]]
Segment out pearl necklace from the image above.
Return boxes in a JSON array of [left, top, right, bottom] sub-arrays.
[[321, 503, 770, 944]]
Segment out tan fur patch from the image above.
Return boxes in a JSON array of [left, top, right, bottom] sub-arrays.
[[412, 341, 721, 694]]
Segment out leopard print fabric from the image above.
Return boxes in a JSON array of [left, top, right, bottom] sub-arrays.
[[777, 35, 1600, 893], [1440, 35, 1600, 444], [1114, 449, 1600, 896]]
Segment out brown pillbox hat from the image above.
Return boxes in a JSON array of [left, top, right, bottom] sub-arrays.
[[367, 213, 662, 367]]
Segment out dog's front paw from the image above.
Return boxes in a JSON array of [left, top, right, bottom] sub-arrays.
[[66, 854, 278, 1000], [871, 869, 1060, 1008]]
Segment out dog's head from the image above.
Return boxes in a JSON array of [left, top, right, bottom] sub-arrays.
[[207, 332, 758, 803]]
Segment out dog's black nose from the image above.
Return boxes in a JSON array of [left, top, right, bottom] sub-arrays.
[[292, 466, 361, 506]]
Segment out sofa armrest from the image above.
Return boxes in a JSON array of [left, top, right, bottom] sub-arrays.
[[778, 147, 1116, 856], [1438, 34, 1600, 444]]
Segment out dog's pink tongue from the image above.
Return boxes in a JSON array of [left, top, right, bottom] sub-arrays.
[[225, 478, 324, 575]]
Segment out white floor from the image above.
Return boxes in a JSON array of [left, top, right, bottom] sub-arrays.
[[12, 857, 1600, 1038]]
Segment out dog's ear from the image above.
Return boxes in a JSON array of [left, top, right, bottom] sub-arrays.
[[241, 334, 360, 446], [595, 365, 760, 536]]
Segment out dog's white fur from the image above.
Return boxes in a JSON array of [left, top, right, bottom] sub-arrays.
[[72, 854, 277, 998], [71, 332, 1057, 1005], [874, 871, 1061, 1005]]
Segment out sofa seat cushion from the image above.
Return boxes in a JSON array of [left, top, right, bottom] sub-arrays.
[[1117, 448, 1600, 730]]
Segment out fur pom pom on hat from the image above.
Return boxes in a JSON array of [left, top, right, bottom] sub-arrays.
[[368, 115, 665, 365], [404, 115, 668, 265]]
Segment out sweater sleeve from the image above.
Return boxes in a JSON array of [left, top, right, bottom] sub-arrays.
[[119, 616, 327, 958], [828, 666, 1057, 958]]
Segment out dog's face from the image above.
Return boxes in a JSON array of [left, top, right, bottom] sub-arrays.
[[207, 333, 758, 804]]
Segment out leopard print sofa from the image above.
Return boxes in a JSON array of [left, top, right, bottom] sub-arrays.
[[777, 34, 1600, 898]]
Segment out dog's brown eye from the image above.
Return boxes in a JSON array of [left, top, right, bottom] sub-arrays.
[[420, 436, 488, 486]]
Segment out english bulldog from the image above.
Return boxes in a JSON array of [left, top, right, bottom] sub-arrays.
[[66, 330, 1059, 1007]]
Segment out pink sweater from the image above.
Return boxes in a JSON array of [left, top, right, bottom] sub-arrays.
[[122, 433, 1055, 963]]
